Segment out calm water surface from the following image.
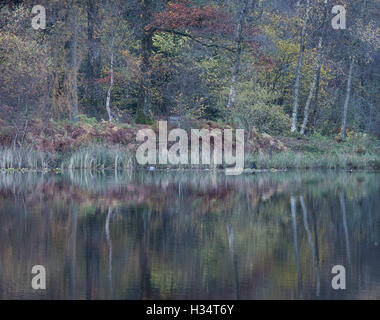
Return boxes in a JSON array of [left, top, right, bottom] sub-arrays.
[[0, 170, 379, 299]]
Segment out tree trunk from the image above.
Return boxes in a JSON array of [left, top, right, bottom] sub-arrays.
[[341, 0, 366, 139], [367, 102, 374, 134], [105, 37, 115, 122], [311, 67, 321, 133], [86, 0, 102, 102], [291, 0, 311, 133], [300, 0, 328, 135], [300, 37, 322, 135], [137, 0, 153, 120], [69, 6, 79, 122], [226, 0, 251, 111], [341, 58, 354, 140]]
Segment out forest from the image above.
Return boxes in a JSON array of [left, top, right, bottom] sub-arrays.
[[0, 0, 379, 170]]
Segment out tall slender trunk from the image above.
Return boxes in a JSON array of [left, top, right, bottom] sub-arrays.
[[137, 0, 153, 120], [140, 30, 153, 118], [341, 0, 367, 140], [341, 58, 354, 139], [69, 6, 79, 122], [291, 0, 311, 133], [86, 0, 102, 102], [300, 37, 322, 135], [105, 37, 115, 122], [312, 68, 321, 133], [367, 102, 374, 134], [226, 0, 251, 111], [300, 0, 328, 135]]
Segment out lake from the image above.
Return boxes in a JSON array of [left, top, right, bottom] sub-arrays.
[[0, 170, 379, 299]]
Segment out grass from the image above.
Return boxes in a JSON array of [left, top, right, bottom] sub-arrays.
[[246, 133, 380, 170], [0, 147, 53, 170], [64, 145, 135, 171], [247, 152, 380, 170], [1, 132, 379, 172], [0, 145, 135, 171]]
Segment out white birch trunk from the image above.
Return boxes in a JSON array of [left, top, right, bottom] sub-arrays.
[[300, 38, 322, 134], [106, 37, 115, 122], [291, 0, 311, 133], [341, 58, 354, 139], [340, 0, 366, 139], [300, 0, 328, 134]]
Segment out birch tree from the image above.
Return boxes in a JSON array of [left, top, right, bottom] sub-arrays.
[[102, 0, 130, 122], [105, 36, 115, 122], [291, 0, 311, 133], [300, 0, 329, 135], [340, 58, 354, 139], [341, 0, 368, 140]]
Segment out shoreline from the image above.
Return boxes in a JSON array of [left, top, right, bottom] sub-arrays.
[[1, 166, 379, 174]]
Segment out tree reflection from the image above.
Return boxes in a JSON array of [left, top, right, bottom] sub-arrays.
[[0, 171, 379, 299]]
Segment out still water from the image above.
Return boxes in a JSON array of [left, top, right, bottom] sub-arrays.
[[0, 170, 379, 300]]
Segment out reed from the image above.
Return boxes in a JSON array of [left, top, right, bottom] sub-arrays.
[[64, 145, 135, 171], [0, 147, 52, 169], [247, 151, 380, 170]]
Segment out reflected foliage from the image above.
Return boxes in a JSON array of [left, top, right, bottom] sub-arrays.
[[0, 171, 379, 299]]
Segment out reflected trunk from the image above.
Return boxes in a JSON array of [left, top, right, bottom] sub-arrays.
[[340, 191, 351, 267], [105, 207, 113, 295], [226, 222, 240, 300], [300, 196, 320, 297], [291, 196, 302, 298]]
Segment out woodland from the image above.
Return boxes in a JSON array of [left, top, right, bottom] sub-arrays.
[[0, 0, 379, 170]]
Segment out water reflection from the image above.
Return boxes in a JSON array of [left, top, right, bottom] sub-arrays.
[[0, 170, 379, 299]]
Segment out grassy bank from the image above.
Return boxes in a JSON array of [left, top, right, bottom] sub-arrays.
[[247, 151, 379, 170], [1, 139, 379, 172], [0, 119, 379, 171], [0, 145, 134, 171], [246, 133, 380, 170]]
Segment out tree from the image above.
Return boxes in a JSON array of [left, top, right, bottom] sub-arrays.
[[137, 0, 155, 122], [0, 5, 51, 145], [84, 0, 102, 107], [340, 0, 370, 140], [291, 0, 311, 133], [67, 3, 80, 122], [226, 0, 252, 111], [300, 0, 329, 135]]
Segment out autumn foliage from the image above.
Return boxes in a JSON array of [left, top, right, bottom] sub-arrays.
[[151, 1, 234, 37]]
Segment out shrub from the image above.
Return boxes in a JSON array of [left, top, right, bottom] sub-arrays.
[[231, 81, 291, 135]]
